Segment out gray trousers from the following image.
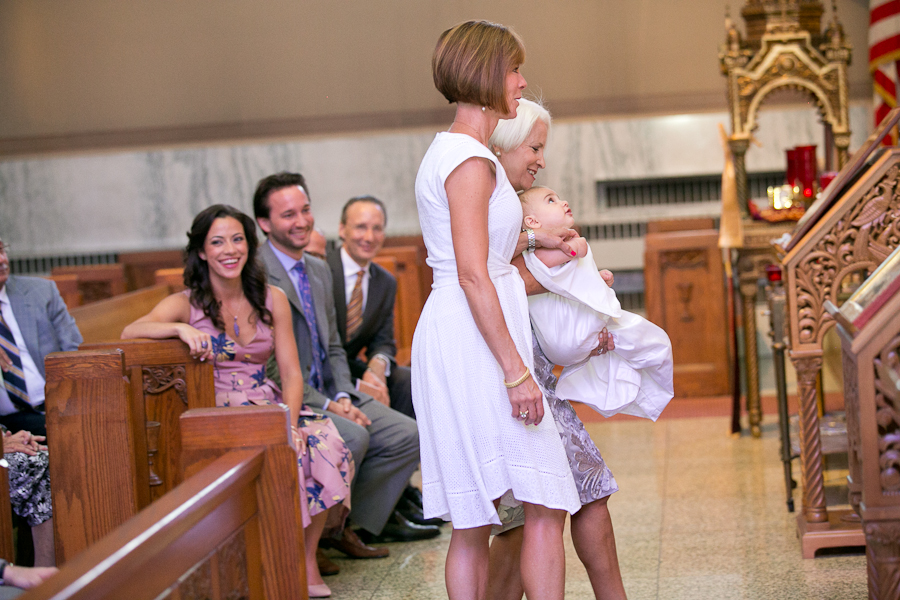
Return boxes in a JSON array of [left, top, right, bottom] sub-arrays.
[[316, 395, 419, 535]]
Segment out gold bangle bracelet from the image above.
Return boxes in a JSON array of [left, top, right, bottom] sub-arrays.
[[504, 368, 530, 388]]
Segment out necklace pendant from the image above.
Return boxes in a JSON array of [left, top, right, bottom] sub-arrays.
[[233, 316, 240, 338]]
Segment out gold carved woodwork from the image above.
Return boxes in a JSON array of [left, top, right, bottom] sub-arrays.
[[142, 365, 188, 405], [793, 165, 900, 349], [720, 1, 852, 207]]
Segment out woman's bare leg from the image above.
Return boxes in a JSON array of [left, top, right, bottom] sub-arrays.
[[446, 524, 493, 600], [521, 503, 566, 600], [305, 509, 330, 585], [487, 527, 524, 600], [32, 519, 55, 567], [571, 497, 627, 600]]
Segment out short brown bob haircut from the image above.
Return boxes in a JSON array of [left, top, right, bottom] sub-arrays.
[[432, 20, 525, 114]]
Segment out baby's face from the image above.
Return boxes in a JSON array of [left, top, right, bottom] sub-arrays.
[[522, 188, 575, 229]]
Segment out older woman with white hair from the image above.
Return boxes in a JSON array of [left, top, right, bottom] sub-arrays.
[[487, 98, 628, 600]]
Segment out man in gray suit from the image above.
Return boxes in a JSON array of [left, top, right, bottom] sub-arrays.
[[253, 172, 437, 557], [0, 236, 83, 437]]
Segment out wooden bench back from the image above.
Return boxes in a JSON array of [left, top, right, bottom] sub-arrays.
[[45, 341, 215, 563], [44, 274, 82, 310], [79, 339, 216, 503], [22, 406, 305, 600], [69, 284, 170, 343], [154, 267, 186, 292], [50, 264, 126, 303], [118, 249, 184, 291], [374, 245, 424, 366]]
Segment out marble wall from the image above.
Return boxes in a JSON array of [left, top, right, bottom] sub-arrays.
[[0, 102, 873, 258]]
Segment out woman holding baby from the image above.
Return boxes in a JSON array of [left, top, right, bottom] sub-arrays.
[[487, 98, 630, 600]]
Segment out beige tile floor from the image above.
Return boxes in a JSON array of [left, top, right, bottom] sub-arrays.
[[320, 416, 866, 599]]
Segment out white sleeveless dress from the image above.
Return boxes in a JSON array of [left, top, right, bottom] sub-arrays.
[[411, 132, 581, 529]]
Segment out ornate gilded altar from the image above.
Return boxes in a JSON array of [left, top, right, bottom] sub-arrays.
[[830, 247, 900, 598], [719, 0, 852, 438], [720, 0, 852, 209]]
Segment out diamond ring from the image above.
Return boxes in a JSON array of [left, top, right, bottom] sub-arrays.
[[518, 410, 529, 419]]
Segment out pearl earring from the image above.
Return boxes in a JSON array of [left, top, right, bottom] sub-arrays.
[[482, 106, 486, 112], [495, 150, 501, 156]]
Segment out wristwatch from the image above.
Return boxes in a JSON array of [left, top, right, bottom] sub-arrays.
[[0, 559, 10, 585], [523, 227, 536, 252]]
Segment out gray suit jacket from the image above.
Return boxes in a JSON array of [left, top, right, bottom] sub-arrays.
[[4, 275, 82, 377], [260, 242, 372, 409]]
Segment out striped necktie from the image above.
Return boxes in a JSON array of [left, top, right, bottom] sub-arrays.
[[0, 312, 33, 412], [346, 269, 365, 339], [292, 260, 326, 393]]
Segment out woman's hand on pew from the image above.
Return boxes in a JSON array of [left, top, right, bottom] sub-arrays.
[[2, 430, 46, 456], [174, 324, 214, 362]]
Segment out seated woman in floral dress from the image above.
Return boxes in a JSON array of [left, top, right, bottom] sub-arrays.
[[123, 204, 351, 599]]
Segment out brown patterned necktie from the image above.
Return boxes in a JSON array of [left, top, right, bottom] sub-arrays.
[[346, 269, 365, 339]]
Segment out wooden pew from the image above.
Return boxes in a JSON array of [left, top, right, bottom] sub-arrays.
[[44, 275, 82, 310], [374, 245, 424, 366], [45, 341, 215, 563], [69, 284, 170, 343], [22, 406, 306, 600], [154, 267, 186, 293], [79, 339, 216, 503], [118, 249, 184, 291], [50, 264, 126, 304]]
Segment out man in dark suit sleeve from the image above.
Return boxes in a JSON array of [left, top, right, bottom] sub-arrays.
[[0, 236, 82, 437], [253, 173, 438, 554], [326, 196, 414, 419]]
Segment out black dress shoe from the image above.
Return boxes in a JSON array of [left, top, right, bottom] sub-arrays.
[[358, 510, 441, 544], [397, 497, 445, 527], [403, 485, 425, 509]]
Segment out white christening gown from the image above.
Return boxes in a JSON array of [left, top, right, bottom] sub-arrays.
[[524, 246, 674, 421], [411, 132, 581, 528]]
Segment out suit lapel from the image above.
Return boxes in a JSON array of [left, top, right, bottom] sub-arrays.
[[328, 252, 348, 338], [261, 242, 305, 317], [5, 278, 40, 359], [305, 261, 333, 345], [361, 265, 382, 332]]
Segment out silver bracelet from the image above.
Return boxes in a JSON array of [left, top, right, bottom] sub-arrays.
[[524, 227, 536, 252]]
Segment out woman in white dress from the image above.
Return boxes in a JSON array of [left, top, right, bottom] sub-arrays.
[[412, 20, 583, 600]]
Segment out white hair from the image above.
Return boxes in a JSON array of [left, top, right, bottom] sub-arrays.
[[489, 98, 552, 153]]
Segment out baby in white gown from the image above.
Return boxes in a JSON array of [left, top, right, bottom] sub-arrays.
[[521, 186, 674, 421]]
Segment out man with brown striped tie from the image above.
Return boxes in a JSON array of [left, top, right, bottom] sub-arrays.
[[327, 196, 414, 420], [0, 237, 83, 437]]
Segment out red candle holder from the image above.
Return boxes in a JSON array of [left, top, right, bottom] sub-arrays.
[[794, 145, 818, 199]]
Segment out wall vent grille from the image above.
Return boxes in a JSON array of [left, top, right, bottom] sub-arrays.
[[596, 171, 784, 210], [10, 252, 119, 277]]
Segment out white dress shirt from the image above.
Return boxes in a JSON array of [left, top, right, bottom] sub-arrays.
[[0, 286, 46, 414]]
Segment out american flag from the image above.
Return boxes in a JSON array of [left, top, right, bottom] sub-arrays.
[[871, 0, 900, 143]]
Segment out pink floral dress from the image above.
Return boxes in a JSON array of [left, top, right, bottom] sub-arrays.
[[186, 289, 353, 527]]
